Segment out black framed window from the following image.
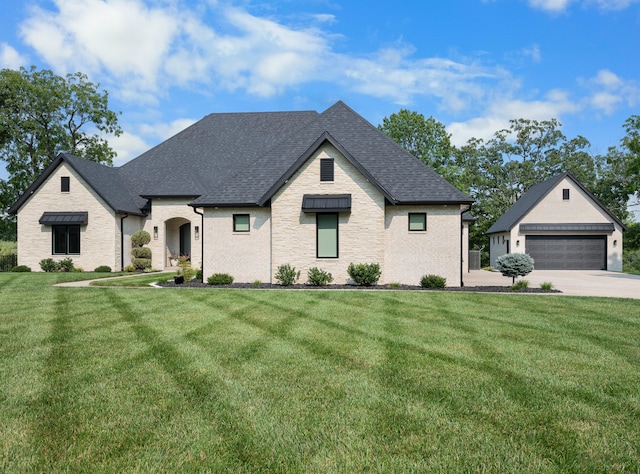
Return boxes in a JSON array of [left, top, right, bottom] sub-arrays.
[[233, 214, 250, 232], [317, 213, 338, 258], [408, 213, 427, 231], [53, 225, 80, 254], [61, 176, 70, 192], [320, 158, 334, 182], [562, 189, 570, 200]]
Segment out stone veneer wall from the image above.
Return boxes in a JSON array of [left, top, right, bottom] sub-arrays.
[[384, 205, 463, 286], [16, 162, 119, 271], [271, 144, 386, 284], [201, 207, 272, 283]]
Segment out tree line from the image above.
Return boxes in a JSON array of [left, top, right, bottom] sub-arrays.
[[1, 66, 639, 269], [378, 109, 640, 255]]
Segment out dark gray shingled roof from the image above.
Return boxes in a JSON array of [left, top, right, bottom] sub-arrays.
[[9, 153, 145, 215], [486, 171, 626, 234], [11, 101, 472, 215], [192, 101, 472, 206]]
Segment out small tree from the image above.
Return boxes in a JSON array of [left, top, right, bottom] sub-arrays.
[[495, 253, 535, 284]]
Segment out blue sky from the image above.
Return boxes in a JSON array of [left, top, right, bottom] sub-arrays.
[[1, 0, 639, 175]]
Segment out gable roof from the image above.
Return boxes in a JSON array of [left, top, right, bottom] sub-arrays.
[[486, 171, 627, 234], [191, 101, 472, 207], [9, 153, 145, 215]]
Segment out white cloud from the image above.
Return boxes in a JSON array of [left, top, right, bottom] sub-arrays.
[[583, 69, 640, 114], [0, 43, 28, 69], [110, 131, 150, 166], [528, 0, 640, 11]]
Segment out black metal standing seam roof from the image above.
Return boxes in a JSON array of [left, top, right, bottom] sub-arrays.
[[39, 211, 88, 225], [302, 194, 352, 213], [486, 171, 627, 234], [519, 223, 615, 232]]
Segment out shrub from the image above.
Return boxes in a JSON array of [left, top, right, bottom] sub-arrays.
[[131, 230, 151, 247], [177, 257, 195, 281], [0, 240, 17, 257], [195, 268, 203, 281], [40, 258, 59, 272], [252, 280, 262, 287], [510, 279, 529, 291], [207, 273, 234, 285], [275, 264, 300, 286], [123, 265, 136, 272], [58, 257, 74, 272], [495, 253, 534, 284], [540, 281, 554, 291], [132, 258, 152, 270], [420, 274, 447, 288], [130, 247, 152, 258], [347, 262, 381, 286], [94, 265, 112, 273], [11, 265, 31, 272], [388, 282, 401, 288], [623, 249, 640, 274], [307, 267, 333, 286]]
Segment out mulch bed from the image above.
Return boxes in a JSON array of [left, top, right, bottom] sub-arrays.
[[158, 280, 561, 293]]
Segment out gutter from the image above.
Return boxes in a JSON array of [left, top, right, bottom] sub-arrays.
[[120, 213, 128, 271], [192, 206, 204, 274]]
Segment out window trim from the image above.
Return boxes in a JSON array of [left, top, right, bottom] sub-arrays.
[[562, 188, 570, 200], [320, 158, 334, 182], [408, 212, 427, 232], [316, 213, 338, 258], [61, 176, 70, 193], [52, 224, 81, 255], [233, 214, 250, 232]]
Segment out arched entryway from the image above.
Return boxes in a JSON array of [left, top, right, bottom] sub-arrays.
[[165, 217, 192, 266]]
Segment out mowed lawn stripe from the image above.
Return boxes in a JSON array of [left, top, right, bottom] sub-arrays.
[[1, 273, 639, 472]]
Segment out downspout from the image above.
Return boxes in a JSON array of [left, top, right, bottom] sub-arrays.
[[192, 206, 204, 275], [460, 207, 468, 288], [120, 213, 128, 271]]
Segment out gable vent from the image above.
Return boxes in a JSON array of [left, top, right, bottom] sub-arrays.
[[320, 158, 334, 182]]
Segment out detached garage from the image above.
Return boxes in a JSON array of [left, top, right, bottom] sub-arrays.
[[487, 172, 626, 272]]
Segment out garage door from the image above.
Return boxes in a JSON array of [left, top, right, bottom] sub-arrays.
[[526, 235, 606, 270]]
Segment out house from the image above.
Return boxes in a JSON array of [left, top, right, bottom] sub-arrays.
[[486, 171, 626, 271], [9, 101, 474, 285]]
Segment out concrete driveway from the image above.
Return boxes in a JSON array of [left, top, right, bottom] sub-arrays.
[[463, 269, 640, 299]]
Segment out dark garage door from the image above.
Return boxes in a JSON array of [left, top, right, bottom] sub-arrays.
[[526, 235, 606, 270]]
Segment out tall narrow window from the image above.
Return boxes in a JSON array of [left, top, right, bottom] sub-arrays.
[[408, 213, 427, 231], [562, 189, 570, 200], [53, 225, 80, 254], [233, 214, 250, 232], [317, 213, 338, 258], [61, 176, 70, 192], [320, 158, 334, 182]]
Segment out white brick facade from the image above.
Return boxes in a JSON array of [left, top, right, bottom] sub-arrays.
[[16, 163, 120, 271]]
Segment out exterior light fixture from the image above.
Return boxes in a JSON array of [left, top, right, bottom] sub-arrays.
[[195, 226, 200, 240], [153, 226, 158, 240]]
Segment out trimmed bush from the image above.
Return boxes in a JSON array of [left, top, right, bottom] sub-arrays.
[[94, 265, 112, 273], [307, 267, 333, 286], [495, 253, 535, 284], [207, 273, 234, 285], [275, 264, 300, 286], [132, 258, 152, 270], [11, 265, 31, 272], [130, 247, 152, 258], [420, 274, 446, 288], [347, 262, 381, 286], [131, 230, 151, 247], [58, 257, 74, 272], [195, 268, 203, 281], [123, 265, 136, 272], [40, 258, 59, 272]]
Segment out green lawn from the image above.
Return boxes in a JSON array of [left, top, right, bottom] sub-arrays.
[[1, 273, 639, 472]]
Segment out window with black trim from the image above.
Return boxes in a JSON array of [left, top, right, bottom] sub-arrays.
[[562, 189, 570, 200], [61, 176, 70, 192], [317, 213, 338, 258], [408, 213, 427, 231], [320, 158, 334, 182], [233, 214, 250, 232], [53, 225, 80, 254]]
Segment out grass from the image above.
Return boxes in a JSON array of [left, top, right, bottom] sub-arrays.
[[1, 273, 639, 472]]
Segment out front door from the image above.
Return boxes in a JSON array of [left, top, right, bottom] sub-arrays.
[[179, 223, 191, 258]]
